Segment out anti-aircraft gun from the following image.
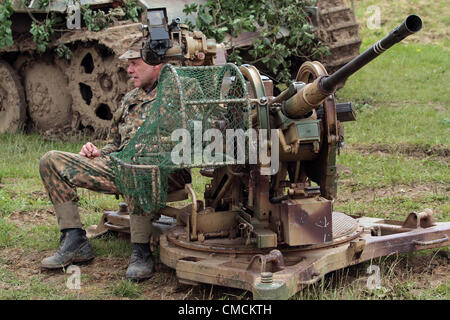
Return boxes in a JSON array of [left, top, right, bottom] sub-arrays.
[[88, 15, 450, 299]]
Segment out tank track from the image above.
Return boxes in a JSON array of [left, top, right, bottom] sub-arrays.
[[317, 0, 362, 73]]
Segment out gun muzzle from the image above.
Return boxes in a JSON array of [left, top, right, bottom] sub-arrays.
[[282, 15, 422, 119], [321, 14, 422, 92]]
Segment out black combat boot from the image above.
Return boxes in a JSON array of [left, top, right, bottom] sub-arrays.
[[41, 228, 94, 269], [125, 243, 154, 281]]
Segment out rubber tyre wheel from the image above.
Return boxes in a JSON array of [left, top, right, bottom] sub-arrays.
[[0, 60, 27, 133]]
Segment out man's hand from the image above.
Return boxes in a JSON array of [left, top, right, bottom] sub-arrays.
[[79, 142, 102, 159]]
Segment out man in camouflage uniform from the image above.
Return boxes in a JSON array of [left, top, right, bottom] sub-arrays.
[[39, 38, 190, 280]]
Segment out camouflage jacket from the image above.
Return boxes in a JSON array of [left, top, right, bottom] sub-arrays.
[[101, 86, 157, 155]]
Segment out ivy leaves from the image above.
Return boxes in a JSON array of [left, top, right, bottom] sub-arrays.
[[183, 0, 329, 84], [0, 0, 142, 53], [55, 43, 71, 60], [124, 0, 141, 22], [30, 18, 55, 52], [81, 4, 110, 31], [81, 0, 142, 31], [37, 0, 49, 10], [0, 0, 14, 48]]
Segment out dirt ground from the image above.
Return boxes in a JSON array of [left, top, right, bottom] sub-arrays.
[[349, 143, 450, 164], [1, 237, 448, 300], [0, 244, 252, 300], [1, 202, 448, 300], [1, 205, 250, 299]]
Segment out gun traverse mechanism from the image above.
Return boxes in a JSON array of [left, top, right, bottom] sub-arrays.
[[88, 15, 450, 299]]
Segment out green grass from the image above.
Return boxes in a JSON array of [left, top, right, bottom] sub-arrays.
[[342, 102, 450, 146], [338, 0, 450, 107], [0, 134, 83, 179], [109, 279, 143, 299], [352, 0, 450, 48], [335, 193, 449, 221], [337, 43, 449, 105], [0, 266, 81, 300], [90, 233, 132, 259], [294, 250, 450, 300], [337, 152, 449, 187], [0, 133, 121, 221], [0, 182, 49, 216], [0, 218, 21, 248]]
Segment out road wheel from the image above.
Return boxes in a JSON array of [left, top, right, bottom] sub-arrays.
[[66, 44, 131, 138], [23, 61, 72, 132], [0, 60, 27, 134]]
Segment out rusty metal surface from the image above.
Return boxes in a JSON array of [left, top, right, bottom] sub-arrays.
[[332, 211, 358, 238], [295, 61, 338, 199], [165, 211, 364, 255], [160, 218, 450, 299], [279, 197, 332, 246], [402, 208, 435, 229]]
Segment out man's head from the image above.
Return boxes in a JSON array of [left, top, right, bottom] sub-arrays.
[[120, 37, 163, 91]]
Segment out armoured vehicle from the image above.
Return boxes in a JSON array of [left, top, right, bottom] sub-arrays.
[[0, 0, 147, 137], [0, 0, 360, 137], [88, 14, 450, 299]]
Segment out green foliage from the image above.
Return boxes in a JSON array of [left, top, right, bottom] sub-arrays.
[[123, 0, 142, 23], [38, 0, 49, 9], [183, 0, 329, 83], [30, 17, 55, 52], [81, 4, 110, 31], [0, 0, 14, 48], [80, 1, 141, 31], [0, 0, 142, 52], [55, 42, 72, 60], [1, 0, 58, 52]]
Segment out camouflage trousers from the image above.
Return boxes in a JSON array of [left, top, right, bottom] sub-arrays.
[[40, 150, 155, 243]]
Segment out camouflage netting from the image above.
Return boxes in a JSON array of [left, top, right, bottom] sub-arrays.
[[110, 63, 251, 213]]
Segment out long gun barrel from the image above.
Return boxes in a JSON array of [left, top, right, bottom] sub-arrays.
[[282, 15, 423, 118]]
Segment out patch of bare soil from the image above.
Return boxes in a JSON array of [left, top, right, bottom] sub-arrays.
[[0, 246, 250, 300], [6, 208, 56, 227], [1, 232, 447, 299], [30, 190, 48, 201], [336, 182, 449, 204], [404, 252, 450, 289], [349, 143, 449, 159]]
